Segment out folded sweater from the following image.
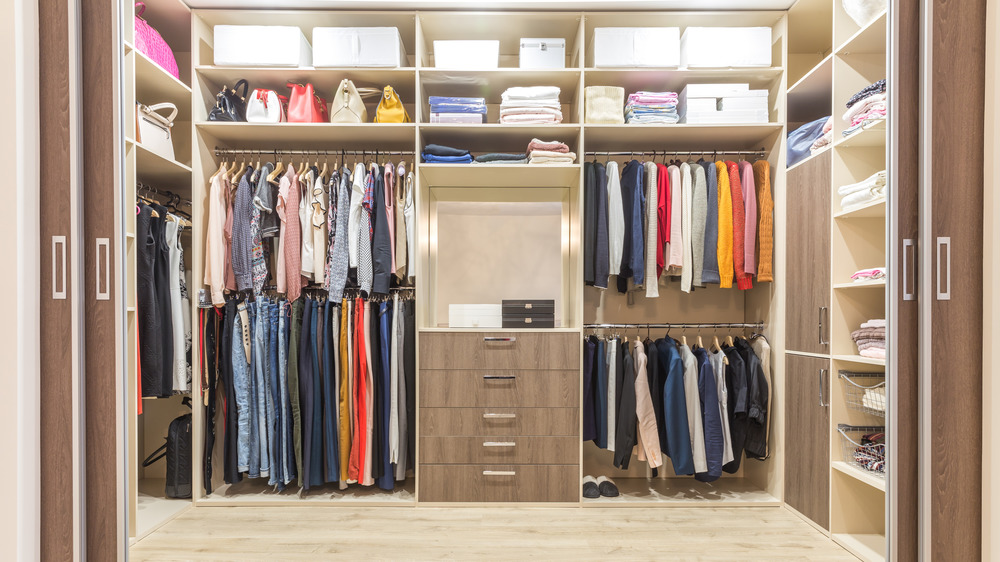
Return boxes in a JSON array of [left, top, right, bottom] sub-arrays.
[[846, 79, 887, 108], [501, 86, 561, 102], [527, 138, 570, 154], [422, 144, 471, 157], [838, 171, 888, 196], [475, 152, 529, 163]]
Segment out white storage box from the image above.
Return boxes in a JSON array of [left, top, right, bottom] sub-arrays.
[[519, 38, 566, 69], [680, 27, 772, 68], [430, 113, 485, 124], [312, 27, 407, 67], [683, 109, 769, 124], [213, 25, 312, 67], [449, 304, 503, 328], [591, 27, 680, 67], [682, 83, 750, 98], [720, 93, 769, 112], [678, 84, 769, 122], [434, 40, 500, 69]]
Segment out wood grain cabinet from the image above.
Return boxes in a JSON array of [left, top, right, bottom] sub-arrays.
[[418, 331, 580, 503], [784, 354, 831, 530], [785, 151, 832, 354]]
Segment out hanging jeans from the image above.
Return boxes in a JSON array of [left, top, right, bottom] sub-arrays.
[[299, 299, 316, 489], [308, 300, 323, 489], [265, 300, 282, 487], [377, 301, 394, 491], [233, 306, 251, 474], [323, 301, 340, 483], [288, 299, 304, 487], [277, 301, 294, 486]]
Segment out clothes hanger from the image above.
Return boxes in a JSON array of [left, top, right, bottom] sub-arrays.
[[680, 326, 687, 347], [268, 153, 284, 182], [725, 331, 735, 347], [696, 331, 704, 349]]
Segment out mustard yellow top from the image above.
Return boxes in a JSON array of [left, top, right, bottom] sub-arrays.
[[715, 161, 734, 288]]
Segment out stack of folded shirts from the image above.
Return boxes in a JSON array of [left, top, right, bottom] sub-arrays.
[[474, 153, 528, 164], [499, 86, 562, 124], [526, 138, 576, 164], [838, 170, 887, 209], [851, 319, 886, 360], [851, 267, 886, 283], [843, 79, 887, 136], [625, 91, 679, 124], [811, 117, 834, 153], [428, 96, 487, 124], [422, 143, 473, 164]]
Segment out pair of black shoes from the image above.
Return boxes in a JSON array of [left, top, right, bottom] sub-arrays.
[[583, 475, 619, 498]]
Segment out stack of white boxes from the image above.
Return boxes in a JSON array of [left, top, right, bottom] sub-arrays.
[[678, 83, 769, 124]]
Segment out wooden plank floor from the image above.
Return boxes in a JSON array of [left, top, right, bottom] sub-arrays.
[[130, 506, 857, 560]]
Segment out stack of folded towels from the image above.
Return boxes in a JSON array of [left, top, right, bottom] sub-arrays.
[[625, 91, 679, 124], [527, 138, 576, 164], [851, 319, 886, 360], [421, 143, 473, 164], [428, 96, 487, 124], [851, 267, 886, 283], [838, 170, 887, 210], [811, 117, 833, 154], [500, 86, 562, 124], [843, 79, 887, 137]]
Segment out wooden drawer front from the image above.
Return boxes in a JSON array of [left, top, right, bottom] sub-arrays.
[[418, 464, 578, 503], [419, 370, 578, 408], [420, 407, 578, 437], [420, 436, 578, 465], [419, 332, 580, 370]]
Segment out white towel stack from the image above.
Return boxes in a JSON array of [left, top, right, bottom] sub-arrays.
[[838, 170, 887, 210], [500, 86, 563, 124]]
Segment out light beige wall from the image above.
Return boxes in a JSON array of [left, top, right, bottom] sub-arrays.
[[985, 0, 999, 559], [1, 0, 40, 559]]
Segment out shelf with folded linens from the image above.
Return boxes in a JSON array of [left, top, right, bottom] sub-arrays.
[[195, 122, 418, 150], [418, 123, 582, 154]]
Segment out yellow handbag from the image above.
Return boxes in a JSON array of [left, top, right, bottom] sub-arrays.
[[374, 85, 411, 123]]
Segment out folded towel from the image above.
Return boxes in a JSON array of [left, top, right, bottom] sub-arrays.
[[499, 99, 562, 109], [851, 267, 887, 281], [838, 171, 888, 196], [422, 153, 473, 164], [475, 152, 528, 163], [862, 388, 887, 412], [851, 327, 886, 340], [841, 189, 885, 209], [529, 149, 575, 159], [423, 144, 472, 158], [500, 107, 564, 118], [844, 93, 887, 123], [501, 86, 561, 102], [862, 319, 887, 329], [500, 114, 561, 124], [860, 348, 887, 360], [527, 138, 570, 154], [846, 79, 887, 108], [529, 156, 577, 164]]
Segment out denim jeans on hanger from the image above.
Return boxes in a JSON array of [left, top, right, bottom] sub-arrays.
[[262, 299, 280, 487], [232, 307, 251, 474], [277, 301, 294, 485], [322, 300, 339, 483], [253, 299, 271, 479], [246, 303, 261, 478]]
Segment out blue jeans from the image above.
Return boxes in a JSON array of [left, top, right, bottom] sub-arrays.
[[277, 301, 294, 485], [233, 306, 251, 473], [246, 303, 261, 478], [323, 301, 339, 483], [266, 301, 282, 488], [254, 300, 271, 479]]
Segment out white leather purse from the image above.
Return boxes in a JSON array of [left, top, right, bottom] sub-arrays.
[[136, 102, 178, 161], [246, 88, 286, 123]]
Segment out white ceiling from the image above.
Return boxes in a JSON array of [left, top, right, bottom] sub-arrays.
[[183, 0, 797, 10]]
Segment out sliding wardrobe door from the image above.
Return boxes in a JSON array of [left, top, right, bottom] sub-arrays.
[[39, 0, 77, 558], [919, 0, 986, 559]]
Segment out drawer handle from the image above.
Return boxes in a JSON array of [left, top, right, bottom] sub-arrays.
[[483, 441, 516, 447], [483, 413, 516, 419], [482, 470, 516, 476], [484, 337, 516, 342], [483, 375, 516, 380]]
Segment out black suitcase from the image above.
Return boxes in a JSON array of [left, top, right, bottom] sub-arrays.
[[142, 410, 193, 499]]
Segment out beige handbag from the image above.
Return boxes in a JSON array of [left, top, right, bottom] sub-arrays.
[[585, 86, 625, 125], [330, 79, 380, 123], [136, 102, 178, 160]]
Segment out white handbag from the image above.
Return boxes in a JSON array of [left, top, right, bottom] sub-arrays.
[[136, 102, 177, 161], [246, 88, 286, 123], [842, 0, 887, 27]]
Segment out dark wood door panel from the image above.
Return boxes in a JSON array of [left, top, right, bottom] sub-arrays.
[[784, 354, 830, 530]]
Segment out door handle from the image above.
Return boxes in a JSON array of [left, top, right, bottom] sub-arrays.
[[483, 375, 516, 380], [903, 238, 916, 301], [484, 337, 516, 342], [483, 441, 516, 447], [818, 369, 828, 407], [482, 470, 516, 476], [483, 413, 517, 419], [936, 236, 951, 300], [96, 238, 110, 301], [52, 236, 67, 300], [818, 307, 828, 346]]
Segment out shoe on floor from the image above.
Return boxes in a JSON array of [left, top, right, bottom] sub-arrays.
[[582, 475, 600, 498], [597, 476, 619, 497]]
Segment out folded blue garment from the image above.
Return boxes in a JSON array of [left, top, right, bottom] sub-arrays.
[[422, 153, 473, 164], [429, 104, 487, 114], [429, 96, 486, 106]]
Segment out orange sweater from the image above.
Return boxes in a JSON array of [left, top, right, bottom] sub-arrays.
[[753, 160, 774, 282], [727, 161, 752, 290], [715, 161, 734, 288]]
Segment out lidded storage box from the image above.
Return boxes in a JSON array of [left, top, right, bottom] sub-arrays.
[[213, 25, 312, 67], [519, 38, 566, 69], [502, 300, 556, 329], [591, 27, 680, 67], [312, 27, 407, 67], [433, 40, 500, 69], [680, 27, 773, 68], [448, 304, 503, 328]]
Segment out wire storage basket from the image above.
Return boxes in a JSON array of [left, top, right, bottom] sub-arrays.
[[837, 424, 886, 477], [839, 371, 886, 417]]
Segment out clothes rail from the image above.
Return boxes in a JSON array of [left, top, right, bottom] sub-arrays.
[[214, 147, 416, 157], [584, 149, 767, 158], [583, 322, 764, 330]]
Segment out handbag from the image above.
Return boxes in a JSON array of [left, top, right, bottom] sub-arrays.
[[585, 86, 625, 124], [208, 79, 249, 122], [142, 407, 192, 499], [287, 83, 330, 123], [133, 3, 180, 79], [136, 102, 178, 161], [330, 79, 380, 123], [374, 85, 411, 123], [246, 88, 288, 123]]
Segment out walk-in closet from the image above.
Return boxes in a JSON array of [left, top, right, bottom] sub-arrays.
[[89, 0, 984, 560]]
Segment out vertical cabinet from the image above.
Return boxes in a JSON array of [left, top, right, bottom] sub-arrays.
[[784, 354, 831, 530], [785, 150, 831, 354]]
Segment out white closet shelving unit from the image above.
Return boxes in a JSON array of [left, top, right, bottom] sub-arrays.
[[122, 0, 195, 543], [787, 0, 888, 559]]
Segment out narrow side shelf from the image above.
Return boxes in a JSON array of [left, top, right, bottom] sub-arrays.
[[833, 280, 886, 290], [835, 119, 886, 148], [832, 533, 886, 562], [832, 461, 886, 492], [833, 354, 886, 367], [135, 143, 193, 188], [834, 199, 885, 219]]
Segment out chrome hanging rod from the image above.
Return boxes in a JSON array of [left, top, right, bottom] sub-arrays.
[[214, 147, 415, 157], [584, 149, 766, 158], [583, 322, 764, 330]]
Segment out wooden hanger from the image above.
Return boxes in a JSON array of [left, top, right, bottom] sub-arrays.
[[725, 334, 735, 347], [696, 334, 704, 349], [268, 155, 285, 183]]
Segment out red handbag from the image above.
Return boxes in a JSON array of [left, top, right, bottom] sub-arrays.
[[286, 83, 329, 123]]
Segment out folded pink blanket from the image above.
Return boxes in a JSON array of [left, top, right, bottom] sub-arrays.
[[852, 327, 886, 340], [860, 348, 887, 359], [527, 138, 569, 154]]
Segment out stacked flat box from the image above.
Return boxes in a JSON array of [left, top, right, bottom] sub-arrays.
[[591, 28, 680, 67], [680, 27, 773, 68], [679, 84, 769, 124], [312, 27, 407, 67], [430, 113, 485, 124], [214, 26, 312, 67], [449, 304, 503, 328]]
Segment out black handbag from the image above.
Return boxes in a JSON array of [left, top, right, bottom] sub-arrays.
[[208, 79, 249, 122], [142, 401, 193, 499]]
